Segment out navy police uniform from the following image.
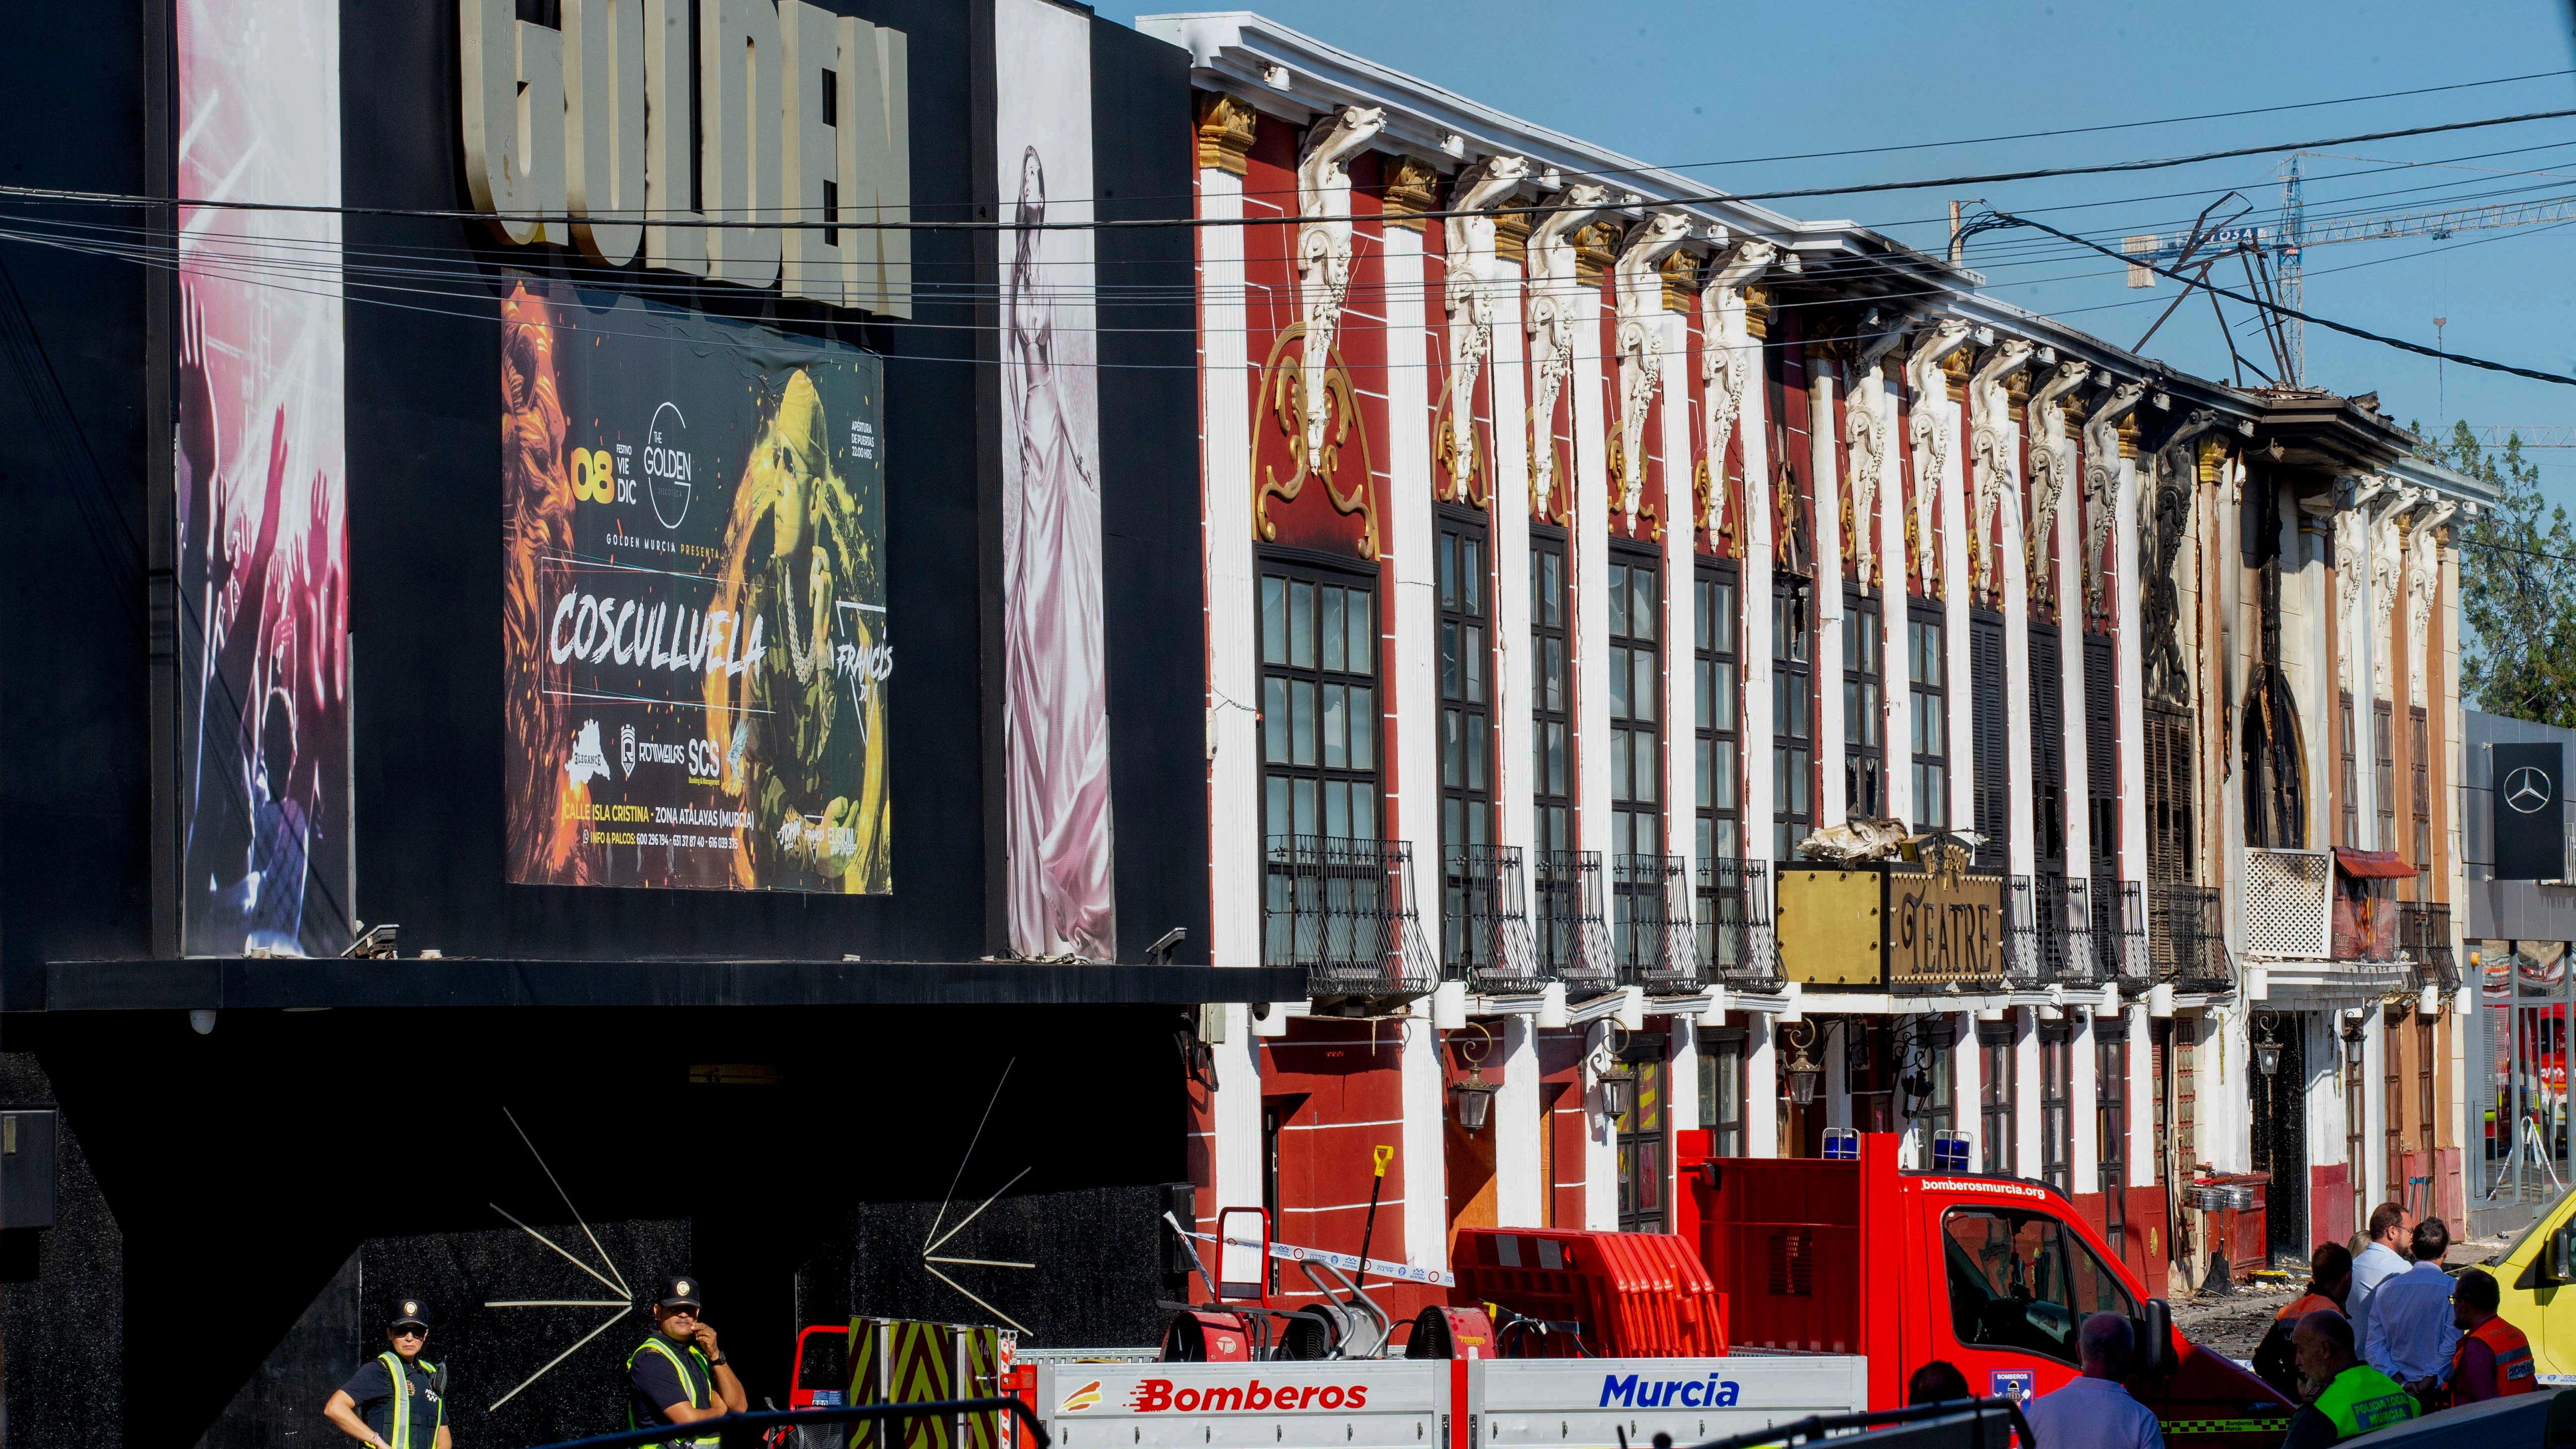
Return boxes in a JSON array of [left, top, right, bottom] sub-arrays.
[[628, 1276, 724, 1449], [338, 1300, 446, 1449]]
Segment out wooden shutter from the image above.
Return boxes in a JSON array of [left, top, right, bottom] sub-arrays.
[[2085, 633, 2117, 877], [1971, 613, 2008, 868], [2030, 625, 2065, 871]]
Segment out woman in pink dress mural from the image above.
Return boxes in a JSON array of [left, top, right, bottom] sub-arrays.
[[1002, 145, 1117, 960]]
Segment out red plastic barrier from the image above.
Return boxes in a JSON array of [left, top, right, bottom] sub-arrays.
[[1451, 1228, 1727, 1358]]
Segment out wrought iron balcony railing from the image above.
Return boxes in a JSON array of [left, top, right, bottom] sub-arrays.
[[1262, 834, 1440, 1006], [1697, 858, 1777, 990], [2150, 882, 2230, 991], [1611, 854, 1700, 995], [2399, 900, 2460, 995], [2091, 877, 2148, 983], [1442, 844, 1542, 995], [1535, 849, 1618, 994], [2006, 875, 2093, 985]]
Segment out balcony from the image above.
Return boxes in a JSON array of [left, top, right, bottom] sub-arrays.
[[2150, 883, 2231, 991], [2090, 877, 2148, 983], [1442, 844, 1542, 995], [1535, 849, 1619, 994], [2004, 875, 2093, 987], [2331, 849, 2412, 963], [1612, 854, 1700, 995], [1262, 835, 1440, 1009], [1697, 859, 1778, 991], [2400, 900, 2459, 996]]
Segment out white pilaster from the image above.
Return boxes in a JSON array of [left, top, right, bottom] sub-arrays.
[[2013, 1007, 2042, 1177], [2126, 1003, 2154, 1189], [1200, 162, 1265, 1214], [2071, 1014, 2100, 1194], [1941, 374, 1972, 835], [1745, 1013, 1779, 1157], [1955, 1011, 1986, 1167], [1663, 302, 1696, 877], [1574, 284, 1611, 860], [1737, 301, 1774, 866], [2116, 451, 2148, 886], [1813, 357, 1846, 831], [1875, 367, 1911, 828], [1383, 218, 1446, 1274], [1495, 1016, 1542, 1225]]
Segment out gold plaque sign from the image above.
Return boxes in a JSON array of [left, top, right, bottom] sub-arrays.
[[1886, 867, 2006, 985]]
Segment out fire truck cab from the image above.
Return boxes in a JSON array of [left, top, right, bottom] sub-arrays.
[[1679, 1129, 2296, 1442]]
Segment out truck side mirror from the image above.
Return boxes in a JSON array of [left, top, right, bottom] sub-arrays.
[[2551, 1226, 2575, 1285], [2140, 1298, 2178, 1378]]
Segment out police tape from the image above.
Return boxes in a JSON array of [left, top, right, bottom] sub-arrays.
[[2157, 1418, 2296, 1436], [1183, 1230, 1457, 1288]]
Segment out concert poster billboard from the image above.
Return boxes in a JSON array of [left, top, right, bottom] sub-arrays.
[[176, 0, 353, 956], [502, 279, 891, 894]]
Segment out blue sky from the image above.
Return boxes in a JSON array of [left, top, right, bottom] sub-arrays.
[[1109, 0, 2576, 505]]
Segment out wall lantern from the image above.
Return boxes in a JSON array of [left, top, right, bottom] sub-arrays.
[[2254, 1014, 2283, 1078], [1449, 1022, 1498, 1133], [1782, 1020, 1824, 1107], [2341, 1018, 2368, 1068], [1598, 1065, 1637, 1123]]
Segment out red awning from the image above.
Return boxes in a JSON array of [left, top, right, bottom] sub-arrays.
[[2334, 848, 2415, 880]]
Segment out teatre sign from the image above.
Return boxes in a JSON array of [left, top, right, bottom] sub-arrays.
[[461, 0, 910, 317]]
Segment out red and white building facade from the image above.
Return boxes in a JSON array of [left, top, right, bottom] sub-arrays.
[[1151, 10, 2495, 1314]]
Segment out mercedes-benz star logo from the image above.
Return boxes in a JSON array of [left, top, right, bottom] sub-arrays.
[[2506, 765, 2555, 815]]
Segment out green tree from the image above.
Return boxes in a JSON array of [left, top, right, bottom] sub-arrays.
[[2441, 419, 2576, 726]]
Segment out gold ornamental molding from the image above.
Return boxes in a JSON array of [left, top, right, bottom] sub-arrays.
[[1252, 322, 1379, 559], [1195, 93, 1259, 177], [1381, 156, 1440, 234]]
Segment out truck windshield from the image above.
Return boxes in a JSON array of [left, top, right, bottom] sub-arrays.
[[1941, 1207, 2137, 1365]]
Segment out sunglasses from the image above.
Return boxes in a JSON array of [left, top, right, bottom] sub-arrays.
[[392, 1326, 427, 1338]]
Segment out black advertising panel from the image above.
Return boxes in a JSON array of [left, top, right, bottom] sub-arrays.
[[2493, 741, 2565, 881], [500, 278, 891, 894]]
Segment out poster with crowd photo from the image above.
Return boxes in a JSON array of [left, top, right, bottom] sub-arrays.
[[994, 0, 1118, 959], [176, 0, 353, 956], [502, 280, 891, 894]]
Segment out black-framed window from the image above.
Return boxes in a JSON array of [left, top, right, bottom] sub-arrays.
[[2039, 1021, 2072, 1193], [1608, 552, 1660, 860], [2030, 625, 2066, 871], [1531, 530, 1573, 858], [1970, 612, 2008, 869], [1910, 606, 1948, 833], [2098, 1020, 2130, 1253], [1699, 1027, 1746, 1157], [2085, 634, 2118, 874], [1978, 1020, 2014, 1176], [2339, 689, 2359, 850], [1438, 514, 1494, 963], [1694, 565, 1742, 864], [2411, 705, 2430, 880], [2375, 699, 2396, 853], [1613, 1050, 1668, 1232], [1845, 593, 1883, 821], [1261, 567, 1377, 842], [1772, 577, 1813, 860], [2145, 708, 2194, 884]]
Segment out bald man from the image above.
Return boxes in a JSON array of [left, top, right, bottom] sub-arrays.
[[2018, 1313, 2165, 1449]]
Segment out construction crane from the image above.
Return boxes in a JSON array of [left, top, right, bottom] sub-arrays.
[[2120, 152, 2576, 385]]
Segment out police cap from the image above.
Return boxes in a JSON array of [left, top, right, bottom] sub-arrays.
[[389, 1298, 431, 1331], [655, 1275, 703, 1310]]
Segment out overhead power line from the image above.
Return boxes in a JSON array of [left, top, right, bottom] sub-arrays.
[[1981, 208, 2576, 390], [8, 105, 2576, 235]]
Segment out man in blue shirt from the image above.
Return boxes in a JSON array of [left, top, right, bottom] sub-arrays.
[[2017, 1313, 2166, 1449], [2361, 1218, 2460, 1392]]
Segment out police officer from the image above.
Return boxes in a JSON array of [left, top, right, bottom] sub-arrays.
[[627, 1275, 747, 1446], [323, 1298, 451, 1449], [2281, 1309, 2418, 1447]]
